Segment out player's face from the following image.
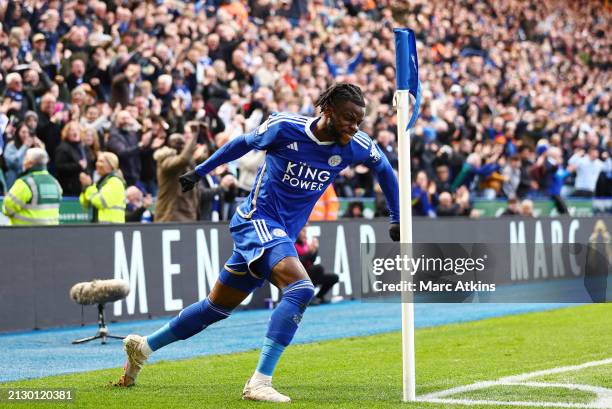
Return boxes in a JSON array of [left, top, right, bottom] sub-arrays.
[[327, 101, 366, 145]]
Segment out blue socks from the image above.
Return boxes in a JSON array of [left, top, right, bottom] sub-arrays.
[[255, 279, 315, 377], [146, 298, 232, 351], [146, 323, 178, 351], [169, 298, 232, 340], [256, 337, 286, 376], [266, 279, 315, 345]]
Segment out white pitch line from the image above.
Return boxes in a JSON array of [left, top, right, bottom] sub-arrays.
[[418, 358, 612, 408], [514, 382, 612, 397], [422, 358, 612, 399], [417, 397, 609, 409], [499, 359, 612, 383], [422, 381, 504, 399]]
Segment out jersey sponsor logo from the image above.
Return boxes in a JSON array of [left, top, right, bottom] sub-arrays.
[[272, 228, 287, 237], [281, 161, 330, 191], [328, 155, 342, 167], [286, 142, 298, 151], [369, 143, 381, 163]]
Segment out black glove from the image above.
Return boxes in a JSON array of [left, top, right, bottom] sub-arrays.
[[179, 170, 200, 192], [389, 223, 400, 242]]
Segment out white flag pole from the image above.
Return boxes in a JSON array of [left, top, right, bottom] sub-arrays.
[[395, 89, 416, 402]]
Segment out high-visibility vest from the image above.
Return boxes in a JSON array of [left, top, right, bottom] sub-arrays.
[[309, 184, 340, 221], [2, 166, 62, 225], [79, 173, 126, 223]]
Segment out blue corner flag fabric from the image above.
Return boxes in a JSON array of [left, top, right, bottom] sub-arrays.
[[394, 28, 421, 130]]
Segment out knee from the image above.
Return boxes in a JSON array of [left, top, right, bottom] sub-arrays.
[[302, 283, 316, 304], [282, 279, 315, 309]]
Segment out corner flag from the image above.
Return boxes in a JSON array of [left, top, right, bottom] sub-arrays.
[[393, 27, 420, 402]]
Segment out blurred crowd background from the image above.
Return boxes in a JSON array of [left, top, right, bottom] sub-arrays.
[[0, 0, 609, 223]]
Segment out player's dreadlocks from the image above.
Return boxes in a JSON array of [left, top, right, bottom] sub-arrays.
[[315, 83, 366, 112]]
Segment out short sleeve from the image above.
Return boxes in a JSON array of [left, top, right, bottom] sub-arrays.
[[244, 117, 282, 151], [350, 131, 387, 171]]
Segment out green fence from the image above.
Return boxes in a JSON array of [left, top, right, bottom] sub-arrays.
[[472, 198, 612, 217]]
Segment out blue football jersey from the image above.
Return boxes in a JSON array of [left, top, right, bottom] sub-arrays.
[[236, 113, 398, 241]]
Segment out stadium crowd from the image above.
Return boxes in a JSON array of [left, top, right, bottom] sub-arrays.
[[0, 0, 609, 223]]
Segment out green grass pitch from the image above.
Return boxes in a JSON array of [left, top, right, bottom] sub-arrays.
[[2, 304, 611, 409]]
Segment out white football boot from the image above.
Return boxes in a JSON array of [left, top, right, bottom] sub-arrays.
[[113, 334, 149, 387], [242, 376, 291, 403]]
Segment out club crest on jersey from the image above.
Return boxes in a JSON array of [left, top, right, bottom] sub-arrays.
[[328, 155, 342, 167], [272, 228, 287, 237], [369, 144, 381, 163]]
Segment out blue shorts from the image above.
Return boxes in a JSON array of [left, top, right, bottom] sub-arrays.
[[219, 213, 298, 293]]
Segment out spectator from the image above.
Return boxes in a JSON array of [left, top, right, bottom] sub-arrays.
[[451, 148, 502, 194], [154, 74, 174, 116], [479, 158, 506, 199], [436, 191, 459, 217], [295, 227, 339, 305], [541, 147, 571, 214], [325, 48, 364, 79], [520, 199, 535, 218], [333, 167, 357, 198], [2, 147, 62, 226], [501, 197, 521, 217], [596, 151, 612, 197], [37, 10, 61, 55], [66, 59, 87, 91], [35, 92, 64, 168], [376, 130, 398, 169], [80, 104, 110, 135], [86, 46, 112, 101], [23, 111, 38, 132], [23, 66, 52, 109], [434, 164, 452, 194], [455, 186, 476, 218], [111, 63, 141, 109], [54, 121, 89, 196], [106, 110, 147, 187], [412, 170, 436, 217], [310, 184, 340, 221], [138, 115, 168, 196], [79, 152, 126, 223], [81, 125, 100, 175], [516, 145, 535, 199], [568, 148, 605, 198], [199, 164, 238, 221], [502, 155, 521, 199], [343, 201, 364, 218], [153, 132, 199, 222], [236, 149, 266, 196], [125, 186, 153, 223], [31, 33, 53, 72], [2, 72, 27, 116], [4, 122, 45, 188]]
